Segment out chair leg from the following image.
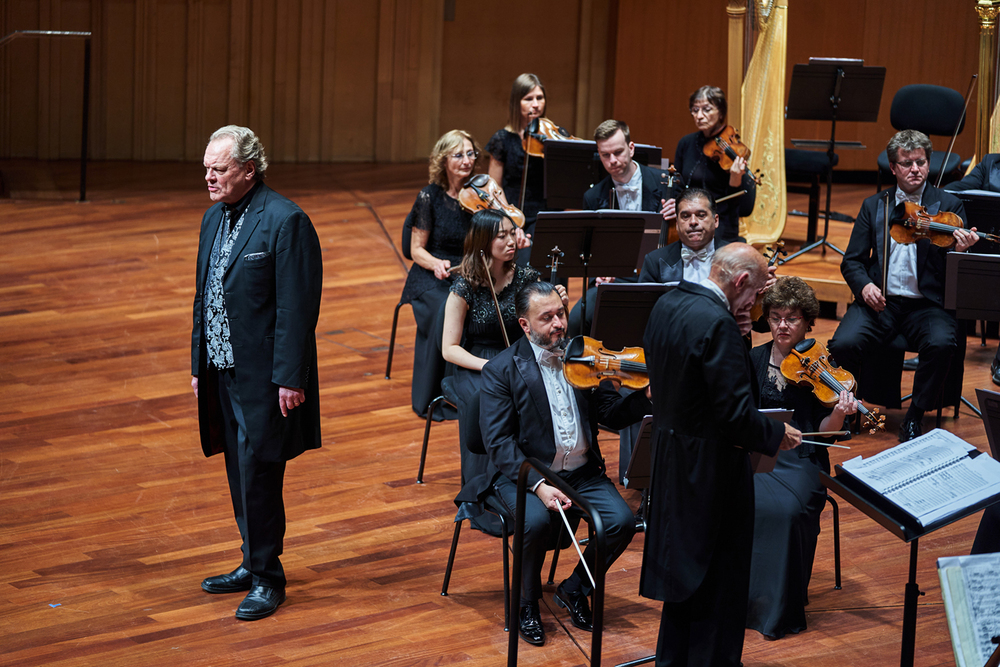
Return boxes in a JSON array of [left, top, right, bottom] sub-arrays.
[[547, 521, 565, 585], [499, 511, 511, 632], [417, 395, 445, 484], [936, 407, 943, 429], [385, 301, 403, 380], [441, 520, 463, 596], [828, 495, 842, 590]]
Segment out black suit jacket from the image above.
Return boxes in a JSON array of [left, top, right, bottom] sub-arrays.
[[582, 162, 670, 212], [637, 236, 730, 283], [191, 182, 324, 462], [841, 184, 967, 308], [945, 153, 1000, 193], [639, 281, 783, 603], [476, 336, 651, 494]]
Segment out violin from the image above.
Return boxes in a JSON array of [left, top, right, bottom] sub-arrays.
[[779, 338, 885, 434], [749, 241, 786, 322], [459, 174, 526, 228], [892, 201, 1000, 248], [522, 117, 582, 158], [562, 335, 648, 391], [702, 125, 763, 186]]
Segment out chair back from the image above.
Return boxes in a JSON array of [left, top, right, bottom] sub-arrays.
[[889, 84, 966, 138], [401, 209, 415, 261]]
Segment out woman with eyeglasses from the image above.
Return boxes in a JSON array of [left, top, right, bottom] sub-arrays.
[[747, 276, 857, 639], [665, 85, 757, 242], [401, 129, 480, 420], [443, 209, 567, 534], [486, 73, 548, 264]]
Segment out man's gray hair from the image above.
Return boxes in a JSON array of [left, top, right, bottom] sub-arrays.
[[209, 125, 268, 179], [886, 129, 933, 164], [711, 243, 766, 287]]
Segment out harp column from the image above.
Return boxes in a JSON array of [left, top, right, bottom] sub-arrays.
[[975, 0, 1000, 162], [727, 0, 747, 129]]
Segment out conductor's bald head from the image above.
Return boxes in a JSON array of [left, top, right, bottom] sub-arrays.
[[709, 243, 768, 317]]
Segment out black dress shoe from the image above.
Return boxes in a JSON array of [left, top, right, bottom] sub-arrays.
[[201, 566, 252, 594], [235, 585, 285, 621], [903, 355, 919, 371], [898, 418, 923, 443], [992, 358, 1000, 387], [554, 582, 593, 632], [518, 602, 545, 646]]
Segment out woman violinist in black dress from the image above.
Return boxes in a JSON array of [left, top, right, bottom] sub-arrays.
[[486, 73, 547, 264], [401, 130, 479, 419], [443, 209, 567, 532], [748, 277, 857, 639], [666, 86, 757, 242]]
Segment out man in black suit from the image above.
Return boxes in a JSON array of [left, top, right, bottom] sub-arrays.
[[641, 243, 801, 667], [944, 152, 1000, 385], [568, 119, 672, 336], [191, 125, 323, 620], [638, 188, 729, 284], [479, 281, 651, 646], [828, 130, 979, 442]]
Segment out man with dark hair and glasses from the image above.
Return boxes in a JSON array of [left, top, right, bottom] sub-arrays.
[[829, 129, 979, 442]]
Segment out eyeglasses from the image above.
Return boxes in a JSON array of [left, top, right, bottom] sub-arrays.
[[893, 159, 928, 170], [767, 315, 803, 327], [450, 150, 479, 160], [690, 105, 717, 116]]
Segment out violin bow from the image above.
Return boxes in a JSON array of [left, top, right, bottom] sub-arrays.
[[882, 193, 891, 298], [935, 73, 977, 189], [480, 250, 511, 348], [518, 118, 539, 211]]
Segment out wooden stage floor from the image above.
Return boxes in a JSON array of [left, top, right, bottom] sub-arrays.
[[1, 160, 995, 666]]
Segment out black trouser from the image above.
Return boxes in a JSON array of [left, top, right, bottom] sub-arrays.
[[828, 296, 957, 411], [655, 469, 755, 667], [494, 458, 636, 602], [218, 368, 287, 588]]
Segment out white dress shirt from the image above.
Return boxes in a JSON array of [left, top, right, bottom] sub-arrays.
[[681, 244, 715, 284], [612, 162, 643, 211], [529, 340, 589, 476], [886, 184, 925, 299]]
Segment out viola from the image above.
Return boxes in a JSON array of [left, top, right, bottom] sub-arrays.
[[892, 201, 1000, 248], [779, 338, 885, 434], [749, 241, 786, 322], [702, 125, 763, 186], [459, 174, 526, 228], [522, 117, 581, 158], [562, 335, 648, 391]]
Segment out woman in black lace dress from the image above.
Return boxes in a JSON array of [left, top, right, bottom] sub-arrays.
[[486, 73, 547, 264], [401, 130, 479, 419], [747, 277, 857, 639], [443, 209, 566, 532], [666, 86, 757, 242]]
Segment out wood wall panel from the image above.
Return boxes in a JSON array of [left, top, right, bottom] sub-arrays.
[[611, 0, 732, 158], [438, 0, 586, 155], [1, 0, 444, 162], [1, 0, 985, 170], [612, 0, 982, 173]]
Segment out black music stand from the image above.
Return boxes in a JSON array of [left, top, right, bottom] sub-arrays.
[[781, 58, 886, 264], [822, 465, 1000, 667], [531, 211, 649, 326], [945, 250, 1000, 418], [590, 282, 676, 346], [542, 140, 663, 209]]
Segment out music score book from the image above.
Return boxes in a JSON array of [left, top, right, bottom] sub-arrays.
[[838, 428, 1000, 528], [938, 553, 1000, 667]]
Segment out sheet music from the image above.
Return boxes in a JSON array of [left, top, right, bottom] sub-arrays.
[[841, 429, 1000, 526], [938, 553, 1000, 667]]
